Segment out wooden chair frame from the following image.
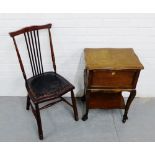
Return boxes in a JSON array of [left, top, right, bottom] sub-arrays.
[[9, 24, 78, 140]]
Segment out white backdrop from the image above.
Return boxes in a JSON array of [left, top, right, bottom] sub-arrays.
[[0, 13, 154, 97]]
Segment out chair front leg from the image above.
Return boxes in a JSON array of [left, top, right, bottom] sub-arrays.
[[35, 104, 43, 140], [26, 95, 31, 110], [71, 90, 79, 121]]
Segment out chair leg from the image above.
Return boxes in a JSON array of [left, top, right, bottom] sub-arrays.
[[35, 104, 43, 140], [26, 95, 31, 110], [71, 90, 79, 121]]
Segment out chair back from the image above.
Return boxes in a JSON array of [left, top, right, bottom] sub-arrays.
[[9, 23, 56, 81]]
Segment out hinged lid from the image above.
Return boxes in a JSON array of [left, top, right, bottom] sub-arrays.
[[84, 48, 144, 70]]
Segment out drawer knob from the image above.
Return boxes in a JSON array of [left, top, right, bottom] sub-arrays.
[[112, 72, 116, 75]]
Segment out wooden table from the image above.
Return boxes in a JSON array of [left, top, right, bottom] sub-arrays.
[[82, 48, 144, 123]]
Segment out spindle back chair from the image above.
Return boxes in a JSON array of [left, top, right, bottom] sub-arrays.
[[9, 24, 78, 140]]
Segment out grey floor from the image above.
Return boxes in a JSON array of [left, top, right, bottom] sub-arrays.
[[0, 97, 154, 142]]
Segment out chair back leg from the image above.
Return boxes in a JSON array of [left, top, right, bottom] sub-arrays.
[[35, 104, 43, 140], [26, 95, 31, 110]]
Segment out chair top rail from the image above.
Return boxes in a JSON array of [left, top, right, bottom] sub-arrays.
[[9, 23, 52, 37]]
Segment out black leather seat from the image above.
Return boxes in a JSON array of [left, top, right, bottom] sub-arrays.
[[27, 72, 74, 103]]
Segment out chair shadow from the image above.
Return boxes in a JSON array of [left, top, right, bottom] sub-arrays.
[[73, 50, 85, 97], [61, 50, 85, 119], [74, 51, 85, 117]]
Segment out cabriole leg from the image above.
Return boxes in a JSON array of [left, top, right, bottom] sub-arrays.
[[82, 90, 90, 121], [81, 69, 86, 102], [81, 95, 86, 102], [122, 90, 136, 123]]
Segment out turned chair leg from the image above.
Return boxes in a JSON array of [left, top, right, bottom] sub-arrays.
[[26, 95, 31, 110], [71, 90, 79, 121], [122, 90, 136, 123], [82, 90, 90, 121], [35, 104, 43, 140]]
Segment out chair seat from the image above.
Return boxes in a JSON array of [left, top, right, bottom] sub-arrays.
[[27, 72, 74, 103]]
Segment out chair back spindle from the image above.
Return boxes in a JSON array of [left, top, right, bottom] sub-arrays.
[[24, 30, 44, 76]]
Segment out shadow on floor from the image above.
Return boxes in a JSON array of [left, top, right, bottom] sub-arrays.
[[0, 97, 154, 142]]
